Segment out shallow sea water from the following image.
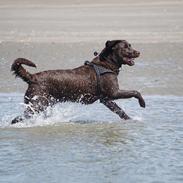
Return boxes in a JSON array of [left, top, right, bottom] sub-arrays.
[[0, 94, 183, 183]]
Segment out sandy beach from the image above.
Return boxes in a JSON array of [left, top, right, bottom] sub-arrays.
[[0, 0, 183, 95], [0, 0, 183, 43]]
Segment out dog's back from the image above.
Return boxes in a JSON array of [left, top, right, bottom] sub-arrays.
[[31, 66, 97, 100]]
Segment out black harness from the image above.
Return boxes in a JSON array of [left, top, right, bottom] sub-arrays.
[[84, 61, 115, 96]]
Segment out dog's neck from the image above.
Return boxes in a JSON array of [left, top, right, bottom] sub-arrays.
[[91, 55, 121, 75]]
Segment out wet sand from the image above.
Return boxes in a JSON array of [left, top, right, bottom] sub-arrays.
[[0, 0, 183, 95]]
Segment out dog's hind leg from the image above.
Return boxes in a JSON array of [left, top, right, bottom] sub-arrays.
[[100, 98, 130, 120], [11, 94, 51, 125], [11, 105, 35, 124], [11, 113, 33, 124], [11, 116, 24, 124]]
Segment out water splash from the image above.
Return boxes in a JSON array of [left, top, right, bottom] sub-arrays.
[[0, 93, 146, 128], [0, 100, 119, 128]]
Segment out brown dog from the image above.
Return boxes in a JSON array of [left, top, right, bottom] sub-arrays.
[[11, 40, 145, 124]]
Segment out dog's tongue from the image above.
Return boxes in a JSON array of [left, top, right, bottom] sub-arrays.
[[126, 58, 135, 66]]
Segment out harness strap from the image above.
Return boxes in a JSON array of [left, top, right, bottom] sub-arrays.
[[84, 61, 115, 96]]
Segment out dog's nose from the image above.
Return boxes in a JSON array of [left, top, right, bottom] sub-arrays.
[[135, 51, 140, 56]]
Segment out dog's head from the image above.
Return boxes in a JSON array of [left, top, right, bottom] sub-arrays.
[[99, 40, 140, 67]]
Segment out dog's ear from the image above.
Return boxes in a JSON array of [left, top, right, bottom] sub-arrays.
[[105, 40, 121, 49], [105, 40, 113, 48]]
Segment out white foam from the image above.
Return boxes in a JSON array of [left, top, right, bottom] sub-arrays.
[[0, 93, 149, 128], [1, 101, 123, 128]]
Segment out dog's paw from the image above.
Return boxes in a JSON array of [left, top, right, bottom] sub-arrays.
[[139, 98, 146, 108], [11, 116, 23, 124]]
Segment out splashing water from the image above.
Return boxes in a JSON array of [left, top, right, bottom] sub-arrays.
[[0, 93, 144, 128]]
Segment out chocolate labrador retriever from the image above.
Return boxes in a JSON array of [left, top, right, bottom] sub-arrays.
[[11, 40, 145, 124]]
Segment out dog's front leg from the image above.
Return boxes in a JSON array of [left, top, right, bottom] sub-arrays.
[[100, 98, 130, 120], [111, 90, 146, 108]]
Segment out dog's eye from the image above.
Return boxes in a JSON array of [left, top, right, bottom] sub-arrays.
[[124, 44, 128, 48], [125, 44, 131, 48]]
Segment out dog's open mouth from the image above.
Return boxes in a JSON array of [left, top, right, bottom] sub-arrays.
[[123, 51, 140, 66], [122, 50, 140, 66], [123, 57, 135, 66]]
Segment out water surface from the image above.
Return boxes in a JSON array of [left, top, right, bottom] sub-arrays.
[[0, 95, 183, 183]]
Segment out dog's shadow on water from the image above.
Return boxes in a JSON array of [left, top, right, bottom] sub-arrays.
[[11, 122, 139, 146], [8, 117, 145, 150]]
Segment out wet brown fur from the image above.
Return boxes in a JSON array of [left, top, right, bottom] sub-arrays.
[[11, 40, 145, 124]]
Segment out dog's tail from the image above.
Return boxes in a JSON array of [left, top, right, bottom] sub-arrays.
[[11, 58, 36, 84]]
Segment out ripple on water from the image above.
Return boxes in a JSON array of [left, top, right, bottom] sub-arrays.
[[0, 94, 183, 183]]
